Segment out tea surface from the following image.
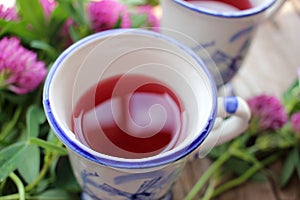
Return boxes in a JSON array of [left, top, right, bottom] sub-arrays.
[[72, 74, 184, 158], [186, 0, 253, 11]]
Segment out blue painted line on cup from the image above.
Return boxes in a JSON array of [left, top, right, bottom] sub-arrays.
[[225, 96, 238, 114]]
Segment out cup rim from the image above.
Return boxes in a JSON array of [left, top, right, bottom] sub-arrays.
[[43, 28, 218, 169], [172, 0, 276, 18]]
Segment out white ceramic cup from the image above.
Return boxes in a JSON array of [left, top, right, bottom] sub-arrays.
[[160, 0, 284, 86], [43, 29, 251, 200]]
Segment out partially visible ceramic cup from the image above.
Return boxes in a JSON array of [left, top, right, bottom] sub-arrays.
[[160, 0, 284, 86]]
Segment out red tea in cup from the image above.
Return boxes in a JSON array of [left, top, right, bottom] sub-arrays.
[[186, 0, 253, 11], [72, 74, 184, 159]]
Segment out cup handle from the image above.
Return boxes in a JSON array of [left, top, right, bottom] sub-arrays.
[[197, 96, 251, 153]]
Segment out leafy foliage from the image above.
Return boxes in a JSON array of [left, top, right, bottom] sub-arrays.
[[0, 0, 159, 199]]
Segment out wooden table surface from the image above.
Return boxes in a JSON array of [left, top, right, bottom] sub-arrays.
[[173, 1, 300, 199]]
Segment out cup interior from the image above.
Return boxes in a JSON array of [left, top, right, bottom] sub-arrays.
[[43, 29, 217, 168]]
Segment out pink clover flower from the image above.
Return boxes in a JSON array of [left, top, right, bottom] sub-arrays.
[[0, 37, 47, 94], [247, 94, 288, 131]]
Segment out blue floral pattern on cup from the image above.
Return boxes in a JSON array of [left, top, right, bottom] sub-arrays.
[[191, 25, 254, 84], [80, 169, 180, 200]]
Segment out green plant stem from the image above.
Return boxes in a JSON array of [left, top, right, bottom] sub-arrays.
[[25, 152, 57, 192], [210, 152, 281, 198], [0, 193, 20, 200], [0, 107, 22, 141], [9, 172, 25, 200], [0, 179, 7, 193], [200, 173, 219, 200], [29, 137, 68, 155], [230, 148, 258, 164], [184, 151, 231, 200]]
